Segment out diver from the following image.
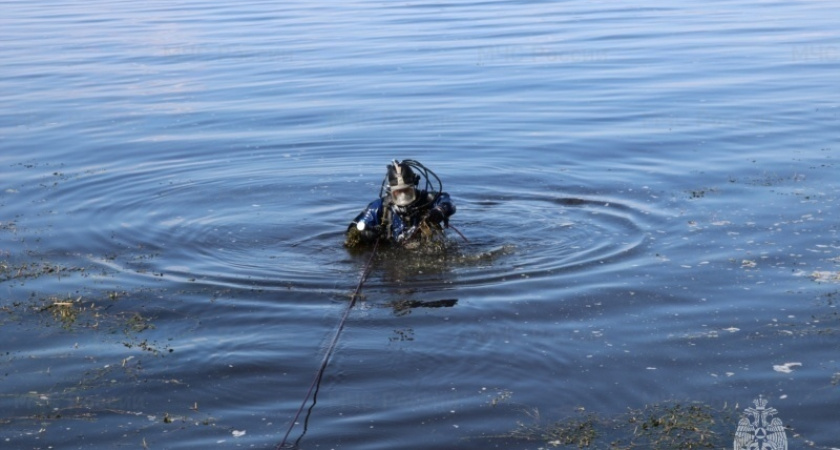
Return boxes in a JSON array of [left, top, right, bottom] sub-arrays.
[[345, 159, 456, 248]]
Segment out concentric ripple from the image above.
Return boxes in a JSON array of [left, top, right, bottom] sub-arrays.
[[18, 149, 656, 306], [440, 193, 652, 288], [339, 190, 656, 296]]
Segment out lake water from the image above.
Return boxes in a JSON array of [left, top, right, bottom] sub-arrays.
[[2, 0, 839, 449]]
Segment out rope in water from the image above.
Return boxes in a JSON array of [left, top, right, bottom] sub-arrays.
[[448, 223, 469, 243], [277, 237, 381, 449], [277, 223, 466, 448]]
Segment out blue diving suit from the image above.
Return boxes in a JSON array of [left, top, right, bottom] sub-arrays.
[[347, 190, 456, 245]]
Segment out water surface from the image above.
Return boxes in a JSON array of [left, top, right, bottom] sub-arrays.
[[2, 0, 839, 448]]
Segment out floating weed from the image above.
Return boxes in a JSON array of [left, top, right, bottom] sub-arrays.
[[491, 400, 740, 449], [39, 296, 84, 329], [343, 227, 363, 248], [389, 328, 415, 342], [686, 187, 719, 200], [0, 259, 87, 283], [32, 294, 148, 334], [7, 291, 171, 356], [488, 389, 513, 407], [499, 407, 598, 448], [1, 389, 220, 442], [621, 402, 728, 449], [755, 289, 840, 338], [544, 414, 598, 448], [124, 312, 155, 333], [122, 338, 173, 355]]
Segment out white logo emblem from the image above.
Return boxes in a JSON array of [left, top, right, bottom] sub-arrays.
[[734, 396, 788, 450]]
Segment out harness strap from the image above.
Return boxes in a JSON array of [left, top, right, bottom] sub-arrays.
[[381, 203, 393, 241]]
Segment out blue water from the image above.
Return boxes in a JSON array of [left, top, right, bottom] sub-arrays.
[[2, 0, 839, 448]]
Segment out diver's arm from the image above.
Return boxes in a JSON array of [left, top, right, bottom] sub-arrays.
[[346, 199, 384, 245], [426, 192, 456, 226]]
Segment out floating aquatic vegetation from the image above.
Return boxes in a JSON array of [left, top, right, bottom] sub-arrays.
[[492, 401, 740, 449], [0, 289, 171, 356], [344, 227, 363, 248], [389, 328, 415, 342], [28, 293, 154, 336], [483, 388, 513, 407], [498, 407, 599, 448], [0, 259, 87, 283], [504, 407, 598, 448], [40, 296, 83, 329], [623, 402, 728, 449], [686, 187, 720, 200]]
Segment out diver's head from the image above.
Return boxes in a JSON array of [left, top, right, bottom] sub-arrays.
[[386, 160, 420, 206]]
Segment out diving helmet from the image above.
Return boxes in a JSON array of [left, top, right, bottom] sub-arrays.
[[387, 160, 419, 206]]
